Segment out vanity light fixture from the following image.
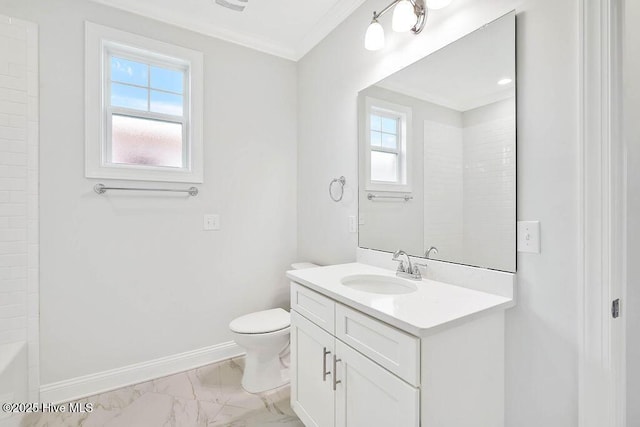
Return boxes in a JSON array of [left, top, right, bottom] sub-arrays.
[[365, 18, 385, 51], [498, 78, 513, 85], [365, 0, 452, 51], [392, 0, 419, 32]]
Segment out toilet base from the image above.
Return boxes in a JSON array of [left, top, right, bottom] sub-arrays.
[[232, 327, 291, 394], [242, 353, 290, 393]]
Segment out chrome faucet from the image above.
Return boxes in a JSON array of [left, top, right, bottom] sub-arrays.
[[392, 250, 426, 280]]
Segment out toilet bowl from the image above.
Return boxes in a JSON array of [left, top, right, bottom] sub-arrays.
[[230, 308, 291, 393], [229, 262, 318, 393]]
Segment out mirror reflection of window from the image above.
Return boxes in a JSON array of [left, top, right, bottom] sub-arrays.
[[363, 97, 412, 193], [370, 113, 401, 183]]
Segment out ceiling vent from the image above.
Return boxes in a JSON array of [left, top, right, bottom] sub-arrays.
[[214, 0, 248, 12]]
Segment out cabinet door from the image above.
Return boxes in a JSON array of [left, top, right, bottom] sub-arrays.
[[291, 310, 336, 427], [335, 340, 419, 427]]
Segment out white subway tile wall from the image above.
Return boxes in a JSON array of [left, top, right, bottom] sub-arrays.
[[462, 112, 516, 271], [423, 120, 464, 260], [0, 14, 39, 400], [424, 98, 515, 271]]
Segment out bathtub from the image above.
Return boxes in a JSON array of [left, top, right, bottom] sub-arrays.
[[0, 342, 27, 427]]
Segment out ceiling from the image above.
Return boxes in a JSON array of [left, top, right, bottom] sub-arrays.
[[376, 14, 515, 112], [89, 0, 367, 61]]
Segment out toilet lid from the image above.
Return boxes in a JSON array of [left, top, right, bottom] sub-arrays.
[[229, 308, 290, 334]]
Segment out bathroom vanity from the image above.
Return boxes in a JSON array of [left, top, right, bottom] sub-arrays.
[[288, 11, 518, 427], [287, 262, 514, 427]]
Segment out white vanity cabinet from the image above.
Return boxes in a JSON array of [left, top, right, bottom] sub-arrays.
[[290, 311, 335, 427], [290, 283, 420, 427], [290, 275, 508, 427], [334, 340, 419, 427]]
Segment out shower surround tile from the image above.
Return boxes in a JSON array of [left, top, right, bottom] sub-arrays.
[[0, 13, 39, 407], [20, 357, 302, 427]]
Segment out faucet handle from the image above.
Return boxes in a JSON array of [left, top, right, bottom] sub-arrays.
[[393, 258, 407, 272], [412, 262, 428, 274]]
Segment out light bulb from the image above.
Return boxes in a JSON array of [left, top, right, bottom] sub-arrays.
[[426, 0, 453, 10], [365, 20, 385, 51], [392, 0, 417, 33]]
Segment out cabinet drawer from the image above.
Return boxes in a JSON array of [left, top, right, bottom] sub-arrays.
[[291, 282, 335, 334], [335, 304, 420, 386]]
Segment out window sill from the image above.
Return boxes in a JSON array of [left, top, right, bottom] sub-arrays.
[[86, 163, 203, 183]]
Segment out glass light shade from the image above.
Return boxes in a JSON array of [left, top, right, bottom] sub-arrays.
[[392, 0, 417, 32], [365, 20, 385, 51], [426, 0, 453, 10]]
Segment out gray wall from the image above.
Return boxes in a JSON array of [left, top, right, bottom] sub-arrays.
[[0, 0, 298, 385], [625, 0, 639, 423], [297, 0, 579, 426]]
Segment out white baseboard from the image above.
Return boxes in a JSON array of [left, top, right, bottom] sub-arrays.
[[40, 341, 244, 404]]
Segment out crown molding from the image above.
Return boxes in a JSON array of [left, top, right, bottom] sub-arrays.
[[377, 80, 516, 112]]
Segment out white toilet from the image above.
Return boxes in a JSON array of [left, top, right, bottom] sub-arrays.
[[229, 262, 318, 393]]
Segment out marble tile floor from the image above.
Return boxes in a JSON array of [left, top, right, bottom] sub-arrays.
[[20, 357, 304, 427]]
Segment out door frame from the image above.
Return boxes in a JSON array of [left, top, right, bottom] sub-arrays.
[[578, 0, 626, 426]]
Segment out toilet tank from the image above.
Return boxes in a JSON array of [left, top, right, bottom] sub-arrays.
[[290, 262, 319, 270]]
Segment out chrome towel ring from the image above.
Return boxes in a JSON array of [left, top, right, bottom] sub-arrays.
[[329, 176, 346, 202]]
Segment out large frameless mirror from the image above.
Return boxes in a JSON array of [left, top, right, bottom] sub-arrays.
[[358, 12, 516, 272]]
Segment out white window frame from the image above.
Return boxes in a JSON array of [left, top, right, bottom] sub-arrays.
[[363, 97, 412, 193], [85, 22, 204, 183]]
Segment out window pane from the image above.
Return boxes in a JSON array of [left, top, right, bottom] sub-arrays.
[[382, 117, 397, 134], [111, 57, 148, 86], [150, 90, 183, 116], [111, 83, 148, 111], [151, 66, 184, 94], [370, 131, 382, 147], [371, 151, 398, 182], [111, 114, 183, 168], [381, 133, 397, 149], [370, 114, 382, 131]]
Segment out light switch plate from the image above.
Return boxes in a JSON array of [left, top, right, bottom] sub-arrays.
[[348, 216, 358, 233], [203, 214, 220, 231], [517, 221, 540, 253]]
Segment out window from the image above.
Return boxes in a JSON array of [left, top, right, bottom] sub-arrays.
[[370, 112, 401, 182], [363, 97, 412, 192], [108, 56, 186, 168], [85, 23, 204, 182]]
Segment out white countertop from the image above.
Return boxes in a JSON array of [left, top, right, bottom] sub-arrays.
[[287, 262, 514, 337]]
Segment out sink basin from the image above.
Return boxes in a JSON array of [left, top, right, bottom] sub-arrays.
[[340, 274, 418, 295]]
